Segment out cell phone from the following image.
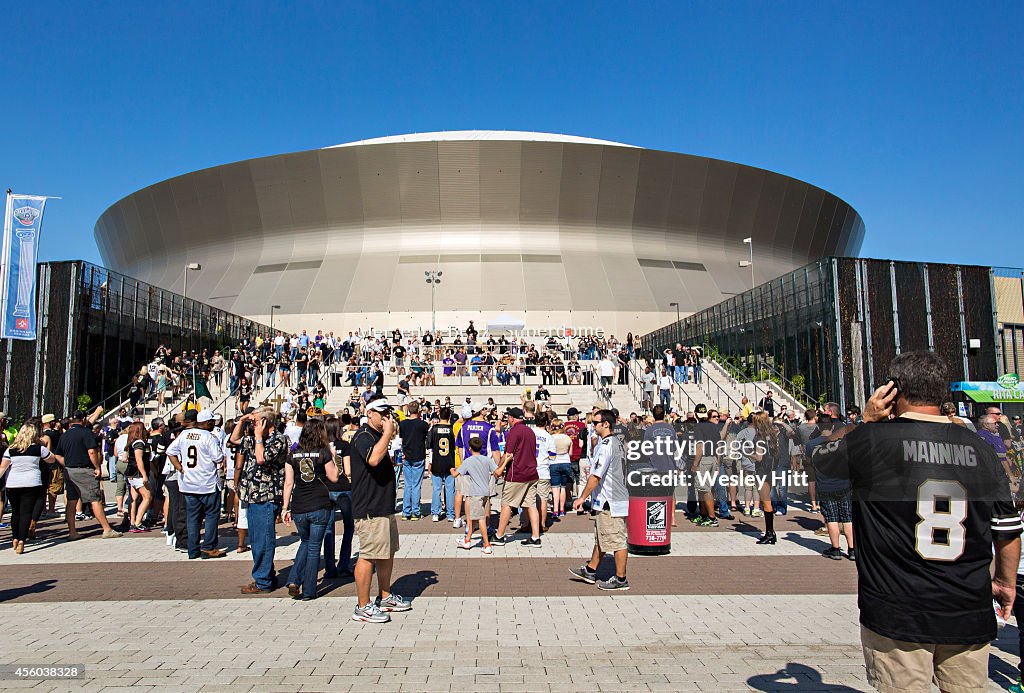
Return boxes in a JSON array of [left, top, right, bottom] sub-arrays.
[[881, 376, 901, 398]]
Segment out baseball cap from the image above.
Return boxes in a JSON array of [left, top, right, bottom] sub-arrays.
[[566, 407, 580, 417], [694, 403, 709, 419], [183, 409, 199, 422], [505, 406, 524, 419], [197, 410, 214, 423], [365, 399, 394, 414], [41, 413, 55, 424]]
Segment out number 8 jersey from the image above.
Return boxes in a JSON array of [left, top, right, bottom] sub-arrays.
[[813, 412, 1022, 645]]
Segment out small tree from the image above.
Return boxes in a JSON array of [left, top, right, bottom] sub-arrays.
[[76, 393, 93, 411]]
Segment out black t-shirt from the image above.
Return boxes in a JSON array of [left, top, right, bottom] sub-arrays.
[[693, 421, 721, 463], [324, 438, 351, 493], [55, 424, 97, 468], [399, 417, 430, 461], [394, 346, 406, 359], [43, 427, 62, 451], [349, 424, 396, 518], [429, 423, 456, 476], [288, 447, 333, 515], [814, 415, 1023, 644], [535, 388, 551, 402], [127, 439, 150, 477], [149, 430, 171, 475]]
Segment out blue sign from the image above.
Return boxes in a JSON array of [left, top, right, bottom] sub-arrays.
[[0, 193, 47, 340]]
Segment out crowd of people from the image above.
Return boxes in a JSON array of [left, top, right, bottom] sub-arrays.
[[6, 332, 1024, 693]]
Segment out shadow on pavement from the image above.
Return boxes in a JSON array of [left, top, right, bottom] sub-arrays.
[[0, 579, 57, 602], [747, 662, 861, 691], [391, 570, 440, 598]]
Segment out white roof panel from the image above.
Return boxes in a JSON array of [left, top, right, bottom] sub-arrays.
[[326, 130, 636, 149]]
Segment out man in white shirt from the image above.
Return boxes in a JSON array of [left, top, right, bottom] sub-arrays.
[[569, 409, 630, 591], [658, 368, 673, 412], [167, 410, 227, 560], [273, 332, 285, 358]]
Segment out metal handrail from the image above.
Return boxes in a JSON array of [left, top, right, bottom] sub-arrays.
[[753, 355, 818, 408], [695, 362, 744, 413], [702, 352, 772, 410]]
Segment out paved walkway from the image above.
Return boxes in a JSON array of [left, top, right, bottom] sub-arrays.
[[1, 494, 1021, 691]]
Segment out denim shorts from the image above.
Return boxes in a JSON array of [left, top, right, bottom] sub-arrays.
[[549, 463, 573, 488]]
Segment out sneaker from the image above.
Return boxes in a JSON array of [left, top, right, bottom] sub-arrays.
[[822, 547, 844, 560], [377, 593, 412, 612], [568, 564, 597, 584], [482, 546, 493, 555], [410, 515, 421, 521], [101, 529, 123, 538], [452, 518, 465, 529], [174, 546, 188, 553], [456, 537, 473, 550], [597, 576, 631, 591], [432, 515, 440, 522], [846, 548, 857, 561], [751, 509, 764, 517], [75, 513, 87, 521], [352, 603, 390, 623], [521, 537, 542, 547], [707, 518, 720, 527], [491, 535, 508, 546]]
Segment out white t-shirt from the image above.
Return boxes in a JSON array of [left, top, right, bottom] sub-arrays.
[[166, 428, 224, 494], [600, 359, 615, 377], [284, 423, 302, 446], [659, 374, 673, 390], [3, 444, 52, 487], [531, 426, 555, 480], [114, 433, 129, 462], [274, 335, 285, 346]]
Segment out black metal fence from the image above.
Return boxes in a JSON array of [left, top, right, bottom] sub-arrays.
[[642, 257, 1002, 409], [0, 261, 269, 419]]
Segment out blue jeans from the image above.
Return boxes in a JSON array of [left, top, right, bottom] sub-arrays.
[[431, 473, 455, 520], [772, 460, 791, 513], [247, 500, 279, 590], [229, 375, 239, 396], [716, 461, 732, 516], [674, 365, 686, 384], [694, 362, 702, 384], [275, 344, 283, 358], [402, 458, 425, 517], [265, 369, 276, 387], [659, 389, 671, 411], [287, 507, 331, 599], [324, 491, 354, 574], [183, 491, 220, 558]]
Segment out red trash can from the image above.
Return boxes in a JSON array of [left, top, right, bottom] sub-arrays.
[[626, 466, 672, 555]]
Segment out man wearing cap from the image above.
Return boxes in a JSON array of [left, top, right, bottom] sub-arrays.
[[350, 397, 412, 623], [54, 409, 122, 539], [492, 407, 542, 547], [167, 410, 226, 559]]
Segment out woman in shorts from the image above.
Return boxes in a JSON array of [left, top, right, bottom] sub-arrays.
[[125, 422, 153, 533], [548, 420, 574, 519]]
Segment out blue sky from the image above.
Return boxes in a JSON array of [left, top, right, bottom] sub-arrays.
[[3, 1, 1021, 268]]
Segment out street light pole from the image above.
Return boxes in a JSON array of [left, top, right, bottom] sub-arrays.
[[182, 263, 201, 345], [270, 304, 281, 332], [425, 270, 443, 335], [669, 301, 681, 345], [743, 238, 754, 290]]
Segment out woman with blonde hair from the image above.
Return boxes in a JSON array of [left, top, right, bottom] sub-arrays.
[[124, 422, 153, 533], [0, 423, 53, 554]]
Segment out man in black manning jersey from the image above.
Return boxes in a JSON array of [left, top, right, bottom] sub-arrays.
[[427, 408, 457, 522], [814, 350, 1021, 693]]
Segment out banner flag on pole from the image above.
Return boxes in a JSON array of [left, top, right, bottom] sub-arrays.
[[0, 192, 48, 340]]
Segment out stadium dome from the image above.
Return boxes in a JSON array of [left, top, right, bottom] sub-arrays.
[[94, 131, 864, 335]]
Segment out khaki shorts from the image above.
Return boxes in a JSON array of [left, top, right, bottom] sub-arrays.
[[455, 474, 470, 496], [536, 479, 552, 504], [47, 466, 64, 495], [355, 515, 400, 560], [466, 496, 488, 521], [860, 625, 989, 693], [65, 467, 102, 504], [694, 457, 716, 493], [594, 510, 627, 553], [502, 480, 539, 509]]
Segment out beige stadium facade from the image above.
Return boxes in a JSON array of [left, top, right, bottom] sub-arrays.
[[94, 131, 865, 337]]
